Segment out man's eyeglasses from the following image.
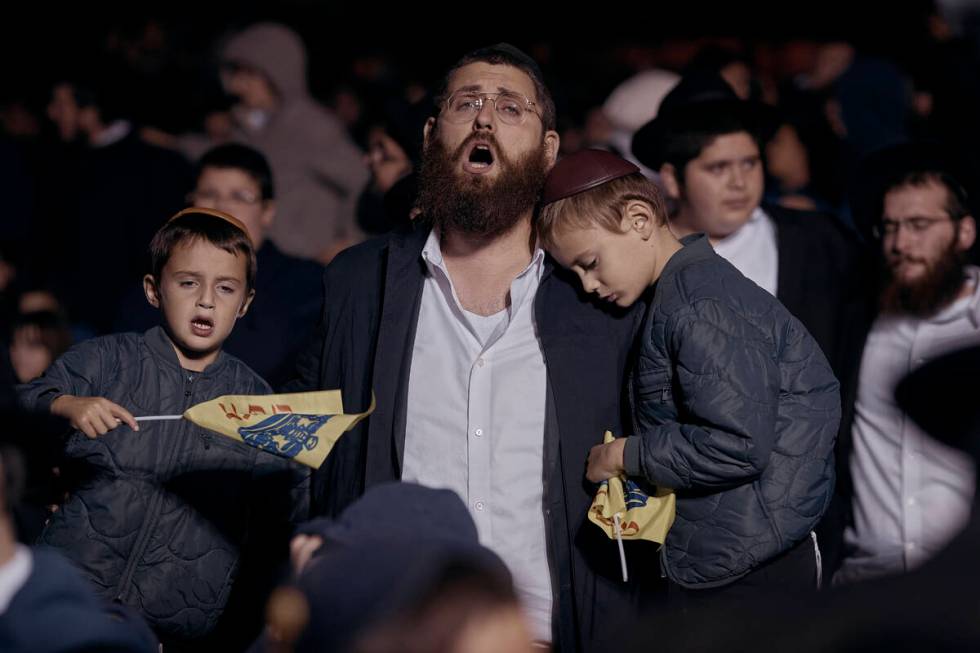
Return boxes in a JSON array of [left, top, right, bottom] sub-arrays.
[[442, 90, 540, 126], [188, 189, 262, 207], [873, 216, 953, 239]]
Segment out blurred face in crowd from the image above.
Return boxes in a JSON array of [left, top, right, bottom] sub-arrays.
[[879, 179, 976, 316], [720, 61, 753, 100], [660, 131, 764, 241], [366, 127, 412, 194], [47, 83, 80, 142], [9, 326, 53, 383], [222, 62, 278, 111], [417, 62, 559, 238], [143, 239, 254, 371], [189, 166, 275, 248]]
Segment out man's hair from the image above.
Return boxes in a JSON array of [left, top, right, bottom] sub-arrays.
[[660, 108, 761, 183], [882, 169, 972, 222], [149, 212, 257, 291], [433, 45, 557, 132], [196, 143, 276, 200], [538, 172, 668, 249]]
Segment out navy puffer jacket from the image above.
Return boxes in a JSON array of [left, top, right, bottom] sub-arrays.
[[18, 327, 309, 643], [623, 235, 840, 588]]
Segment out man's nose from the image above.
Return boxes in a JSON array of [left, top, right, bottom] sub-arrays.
[[474, 99, 496, 131]]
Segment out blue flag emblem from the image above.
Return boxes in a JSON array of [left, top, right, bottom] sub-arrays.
[[237, 413, 333, 459], [623, 479, 650, 510]]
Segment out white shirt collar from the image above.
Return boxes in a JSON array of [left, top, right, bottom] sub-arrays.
[[421, 228, 545, 281]]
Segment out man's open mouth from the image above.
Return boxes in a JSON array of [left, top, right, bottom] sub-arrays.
[[463, 142, 496, 172]]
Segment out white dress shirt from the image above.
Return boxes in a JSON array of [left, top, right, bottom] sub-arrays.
[[0, 545, 32, 615], [836, 267, 980, 585], [711, 207, 780, 296], [402, 229, 553, 642]]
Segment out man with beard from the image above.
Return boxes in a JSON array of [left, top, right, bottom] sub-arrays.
[[834, 151, 979, 586], [286, 45, 645, 652]]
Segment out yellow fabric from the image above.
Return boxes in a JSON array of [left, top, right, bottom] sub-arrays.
[[183, 391, 374, 469], [588, 431, 676, 545]]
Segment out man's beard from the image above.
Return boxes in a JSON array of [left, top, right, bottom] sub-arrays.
[[416, 130, 548, 239], [879, 240, 969, 318]]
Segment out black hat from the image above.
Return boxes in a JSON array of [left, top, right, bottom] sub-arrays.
[[461, 43, 545, 88], [896, 345, 980, 460], [280, 483, 512, 653], [631, 71, 779, 170], [543, 149, 640, 205]]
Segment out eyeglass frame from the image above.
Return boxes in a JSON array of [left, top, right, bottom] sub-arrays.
[[186, 189, 264, 207], [872, 215, 956, 239], [440, 89, 542, 126]]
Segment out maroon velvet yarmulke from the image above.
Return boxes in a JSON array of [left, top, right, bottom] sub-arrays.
[[542, 149, 640, 205]]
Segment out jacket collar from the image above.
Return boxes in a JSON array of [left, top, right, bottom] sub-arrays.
[[144, 325, 229, 377]]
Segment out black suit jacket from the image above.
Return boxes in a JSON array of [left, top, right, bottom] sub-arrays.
[[287, 223, 652, 652], [767, 203, 864, 377]]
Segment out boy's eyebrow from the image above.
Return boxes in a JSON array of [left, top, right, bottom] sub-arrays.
[[172, 270, 243, 283]]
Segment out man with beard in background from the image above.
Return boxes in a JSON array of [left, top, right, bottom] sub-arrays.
[[835, 148, 980, 586], [285, 45, 650, 652]]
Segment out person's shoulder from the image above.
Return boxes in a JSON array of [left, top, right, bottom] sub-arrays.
[[765, 203, 858, 249], [216, 352, 274, 394], [667, 249, 781, 325], [328, 228, 426, 278]]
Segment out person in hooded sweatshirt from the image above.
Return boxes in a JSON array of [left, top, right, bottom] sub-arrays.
[[175, 23, 369, 264]]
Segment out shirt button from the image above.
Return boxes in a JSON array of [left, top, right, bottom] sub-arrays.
[[907, 497, 917, 507], [184, 390, 192, 397], [476, 358, 485, 368], [474, 500, 485, 511], [906, 541, 917, 550], [474, 428, 483, 437]]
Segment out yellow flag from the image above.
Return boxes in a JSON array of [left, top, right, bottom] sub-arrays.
[[588, 431, 676, 545], [183, 390, 375, 469]]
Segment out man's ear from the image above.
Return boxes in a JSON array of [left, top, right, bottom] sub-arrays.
[[422, 117, 436, 150], [543, 130, 560, 170], [238, 289, 256, 318], [659, 163, 681, 200], [260, 200, 276, 232], [143, 274, 161, 309], [956, 215, 976, 252]]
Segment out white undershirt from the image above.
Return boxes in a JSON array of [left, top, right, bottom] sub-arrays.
[[711, 207, 779, 296]]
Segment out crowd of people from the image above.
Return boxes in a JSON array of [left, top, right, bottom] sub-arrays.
[[3, 7, 980, 652]]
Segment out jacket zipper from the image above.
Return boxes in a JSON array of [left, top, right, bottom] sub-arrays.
[[114, 374, 197, 601]]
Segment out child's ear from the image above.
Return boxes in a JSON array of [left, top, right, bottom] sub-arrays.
[[237, 289, 256, 318], [622, 201, 655, 240], [143, 275, 161, 308]]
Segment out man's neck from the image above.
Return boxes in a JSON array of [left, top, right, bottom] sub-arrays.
[[439, 214, 536, 316], [0, 517, 17, 567]]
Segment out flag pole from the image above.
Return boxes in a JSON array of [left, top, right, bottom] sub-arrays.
[[613, 513, 628, 582]]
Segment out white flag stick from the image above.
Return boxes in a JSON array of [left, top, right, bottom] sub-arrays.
[[135, 415, 184, 422], [613, 513, 628, 582]]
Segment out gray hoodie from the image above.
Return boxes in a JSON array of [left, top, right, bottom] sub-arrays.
[[184, 23, 369, 260]]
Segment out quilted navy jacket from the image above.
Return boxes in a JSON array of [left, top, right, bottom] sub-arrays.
[[623, 235, 840, 588], [18, 326, 309, 644]]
